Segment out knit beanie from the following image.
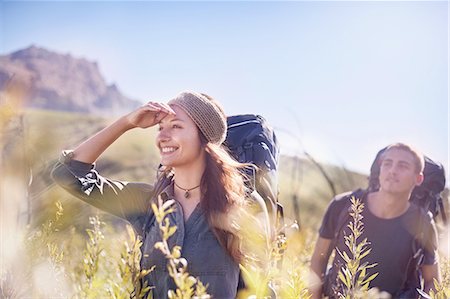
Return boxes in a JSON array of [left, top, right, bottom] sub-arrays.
[[168, 91, 227, 145]]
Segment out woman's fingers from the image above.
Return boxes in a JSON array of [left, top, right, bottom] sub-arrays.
[[137, 102, 167, 125], [160, 103, 176, 115], [145, 101, 176, 115], [154, 111, 167, 123], [130, 100, 176, 128], [144, 101, 162, 112]]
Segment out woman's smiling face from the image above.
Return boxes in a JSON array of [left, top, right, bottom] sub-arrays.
[[156, 105, 205, 168]]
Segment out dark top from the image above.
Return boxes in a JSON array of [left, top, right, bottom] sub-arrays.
[[319, 192, 438, 297], [51, 158, 240, 299]]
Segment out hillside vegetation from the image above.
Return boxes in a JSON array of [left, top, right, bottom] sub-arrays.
[[4, 108, 369, 230], [2, 108, 448, 298]]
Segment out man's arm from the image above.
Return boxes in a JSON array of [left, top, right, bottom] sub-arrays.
[[309, 236, 333, 299], [422, 263, 441, 293], [420, 213, 441, 293]]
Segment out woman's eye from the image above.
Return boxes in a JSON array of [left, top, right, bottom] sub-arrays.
[[158, 126, 163, 131], [173, 124, 181, 129]]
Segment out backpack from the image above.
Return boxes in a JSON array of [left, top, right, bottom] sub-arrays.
[[368, 147, 447, 223], [225, 114, 282, 297], [225, 114, 283, 230]]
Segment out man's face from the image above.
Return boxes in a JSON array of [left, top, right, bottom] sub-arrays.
[[378, 148, 424, 196]]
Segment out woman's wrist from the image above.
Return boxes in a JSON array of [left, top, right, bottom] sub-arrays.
[[118, 115, 137, 131]]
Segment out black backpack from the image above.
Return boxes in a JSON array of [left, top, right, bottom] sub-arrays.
[[225, 114, 283, 297], [368, 147, 447, 223], [225, 114, 283, 229]]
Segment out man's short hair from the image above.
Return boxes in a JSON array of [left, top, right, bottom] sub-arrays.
[[382, 142, 425, 174]]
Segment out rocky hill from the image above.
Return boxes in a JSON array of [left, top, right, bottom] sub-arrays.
[[0, 45, 141, 114]]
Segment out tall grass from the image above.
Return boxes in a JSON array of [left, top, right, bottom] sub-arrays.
[[3, 173, 450, 298], [152, 197, 210, 299], [333, 197, 386, 299], [13, 189, 447, 299], [418, 256, 450, 299], [1, 106, 449, 298]]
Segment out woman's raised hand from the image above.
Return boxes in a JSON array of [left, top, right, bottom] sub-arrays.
[[70, 101, 176, 164], [126, 102, 176, 129]]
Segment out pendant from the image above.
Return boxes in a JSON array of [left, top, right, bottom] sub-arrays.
[[174, 182, 200, 199]]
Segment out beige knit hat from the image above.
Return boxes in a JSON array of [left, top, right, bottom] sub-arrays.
[[168, 91, 227, 145]]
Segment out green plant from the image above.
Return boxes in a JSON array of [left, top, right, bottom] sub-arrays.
[[28, 201, 64, 264], [152, 197, 211, 299], [107, 225, 154, 299], [24, 200, 70, 298], [276, 228, 313, 299], [234, 206, 277, 298], [417, 256, 450, 299], [417, 278, 450, 299], [83, 216, 105, 286], [335, 196, 381, 299], [237, 209, 312, 299]]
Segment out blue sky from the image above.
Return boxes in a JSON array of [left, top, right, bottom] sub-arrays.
[[1, 1, 448, 177]]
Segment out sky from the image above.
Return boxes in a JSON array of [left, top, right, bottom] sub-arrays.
[[1, 0, 448, 177]]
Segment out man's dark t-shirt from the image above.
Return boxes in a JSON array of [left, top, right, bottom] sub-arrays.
[[319, 192, 438, 297]]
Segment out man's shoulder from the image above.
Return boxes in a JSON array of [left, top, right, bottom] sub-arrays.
[[330, 189, 366, 208], [333, 190, 354, 202], [321, 189, 368, 225], [405, 202, 432, 220], [396, 202, 437, 243], [407, 202, 436, 228], [324, 192, 351, 216]]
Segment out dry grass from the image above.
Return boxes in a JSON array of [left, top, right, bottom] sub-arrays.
[[1, 107, 449, 298]]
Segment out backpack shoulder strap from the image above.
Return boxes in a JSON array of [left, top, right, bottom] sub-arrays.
[[397, 204, 432, 293], [248, 190, 273, 239], [411, 204, 433, 261]]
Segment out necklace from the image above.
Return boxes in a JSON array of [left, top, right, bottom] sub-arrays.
[[174, 182, 201, 199]]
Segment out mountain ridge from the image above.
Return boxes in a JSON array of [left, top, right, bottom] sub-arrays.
[[0, 45, 141, 114]]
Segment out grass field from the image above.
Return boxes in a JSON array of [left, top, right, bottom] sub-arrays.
[[1, 107, 449, 298]]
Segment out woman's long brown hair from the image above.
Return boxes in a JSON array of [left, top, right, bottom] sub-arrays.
[[156, 135, 250, 263], [156, 93, 251, 263], [201, 141, 250, 263]]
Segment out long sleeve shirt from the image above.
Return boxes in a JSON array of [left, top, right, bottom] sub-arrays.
[[51, 158, 240, 299]]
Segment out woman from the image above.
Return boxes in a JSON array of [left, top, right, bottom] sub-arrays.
[[52, 91, 251, 298]]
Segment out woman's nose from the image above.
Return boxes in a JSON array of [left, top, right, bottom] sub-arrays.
[[156, 129, 170, 143]]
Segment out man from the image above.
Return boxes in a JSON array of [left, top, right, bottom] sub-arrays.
[[310, 143, 441, 298]]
